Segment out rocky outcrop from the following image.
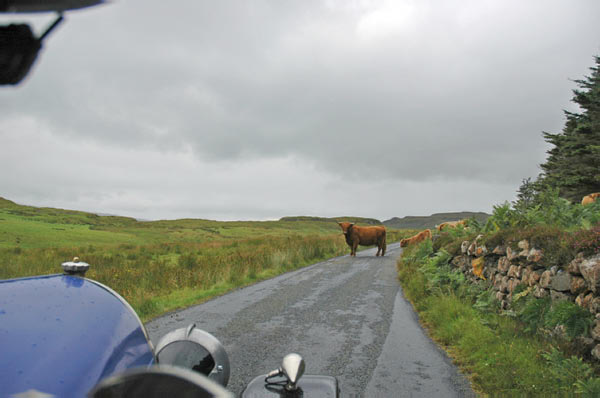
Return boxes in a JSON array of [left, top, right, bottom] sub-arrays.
[[452, 237, 600, 359]]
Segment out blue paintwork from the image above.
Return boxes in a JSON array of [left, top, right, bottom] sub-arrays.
[[0, 274, 155, 398]]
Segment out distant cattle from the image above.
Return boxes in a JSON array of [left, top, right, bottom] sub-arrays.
[[400, 229, 432, 248], [582, 193, 600, 206], [436, 220, 467, 232], [338, 222, 387, 256]]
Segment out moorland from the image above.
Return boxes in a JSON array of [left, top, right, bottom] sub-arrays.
[[0, 196, 410, 320]]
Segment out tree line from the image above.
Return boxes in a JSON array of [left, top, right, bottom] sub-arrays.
[[516, 55, 600, 208]]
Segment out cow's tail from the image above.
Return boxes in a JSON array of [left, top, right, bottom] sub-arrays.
[[382, 230, 387, 256]]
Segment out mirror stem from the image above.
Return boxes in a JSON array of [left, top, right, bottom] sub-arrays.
[[39, 13, 64, 42]]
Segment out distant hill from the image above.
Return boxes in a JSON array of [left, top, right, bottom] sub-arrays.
[[383, 212, 490, 230], [280, 216, 382, 225]]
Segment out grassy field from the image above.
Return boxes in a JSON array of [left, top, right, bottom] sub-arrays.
[[0, 197, 407, 321]]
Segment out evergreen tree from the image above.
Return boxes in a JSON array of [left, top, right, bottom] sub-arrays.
[[537, 56, 600, 203], [513, 177, 537, 212]]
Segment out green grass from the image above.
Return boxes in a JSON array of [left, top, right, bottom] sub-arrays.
[[397, 241, 600, 396], [0, 211, 147, 248], [0, 197, 409, 321], [0, 207, 347, 249]]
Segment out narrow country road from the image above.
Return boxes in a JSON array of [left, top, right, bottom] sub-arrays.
[[145, 242, 476, 397]]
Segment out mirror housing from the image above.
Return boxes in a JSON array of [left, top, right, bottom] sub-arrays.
[[87, 364, 232, 398], [281, 353, 305, 391], [155, 324, 230, 387]]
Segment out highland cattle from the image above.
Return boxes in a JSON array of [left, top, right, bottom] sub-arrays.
[[338, 222, 387, 256], [582, 193, 600, 206], [400, 229, 432, 247]]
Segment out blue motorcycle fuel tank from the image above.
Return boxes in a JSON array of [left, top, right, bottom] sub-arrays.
[[0, 274, 155, 398]]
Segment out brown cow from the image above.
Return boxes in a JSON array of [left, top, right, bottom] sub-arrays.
[[400, 229, 432, 248], [582, 193, 600, 206], [338, 222, 387, 256], [436, 220, 467, 232]]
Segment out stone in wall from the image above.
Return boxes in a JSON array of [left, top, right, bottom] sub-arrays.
[[576, 293, 586, 308], [571, 276, 587, 295], [492, 245, 506, 256], [540, 270, 552, 289], [508, 278, 520, 294], [507, 265, 521, 279], [493, 274, 502, 291], [579, 254, 600, 293], [591, 297, 600, 314], [483, 261, 497, 280], [521, 267, 531, 284], [518, 266, 525, 281], [498, 256, 510, 275], [461, 241, 469, 254], [551, 271, 572, 292], [579, 293, 595, 311], [506, 246, 518, 261], [467, 241, 477, 256], [534, 285, 549, 298], [475, 245, 488, 257], [568, 253, 585, 275], [592, 345, 600, 361], [452, 255, 470, 273], [500, 276, 510, 293], [551, 290, 570, 303], [518, 240, 530, 257], [528, 270, 542, 287], [592, 322, 600, 341], [527, 248, 543, 263]]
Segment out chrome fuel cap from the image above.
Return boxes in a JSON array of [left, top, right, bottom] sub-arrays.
[[61, 258, 90, 276]]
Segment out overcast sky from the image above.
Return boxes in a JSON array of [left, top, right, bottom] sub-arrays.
[[1, 0, 599, 221]]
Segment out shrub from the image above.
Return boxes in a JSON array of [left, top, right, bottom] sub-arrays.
[[570, 223, 600, 256], [420, 249, 466, 294], [516, 296, 551, 335], [543, 347, 599, 395], [576, 377, 600, 397], [485, 190, 600, 232], [472, 286, 500, 312], [545, 300, 594, 339]]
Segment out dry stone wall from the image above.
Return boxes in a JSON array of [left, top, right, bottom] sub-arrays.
[[451, 234, 600, 359]]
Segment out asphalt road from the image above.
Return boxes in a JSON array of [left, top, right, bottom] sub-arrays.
[[146, 242, 476, 397]]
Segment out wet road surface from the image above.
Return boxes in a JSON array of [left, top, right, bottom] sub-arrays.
[[146, 242, 476, 397]]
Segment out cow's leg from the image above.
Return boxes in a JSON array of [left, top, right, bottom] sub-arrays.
[[352, 242, 358, 256]]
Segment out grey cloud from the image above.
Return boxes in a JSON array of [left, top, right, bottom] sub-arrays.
[[2, 0, 600, 220]]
